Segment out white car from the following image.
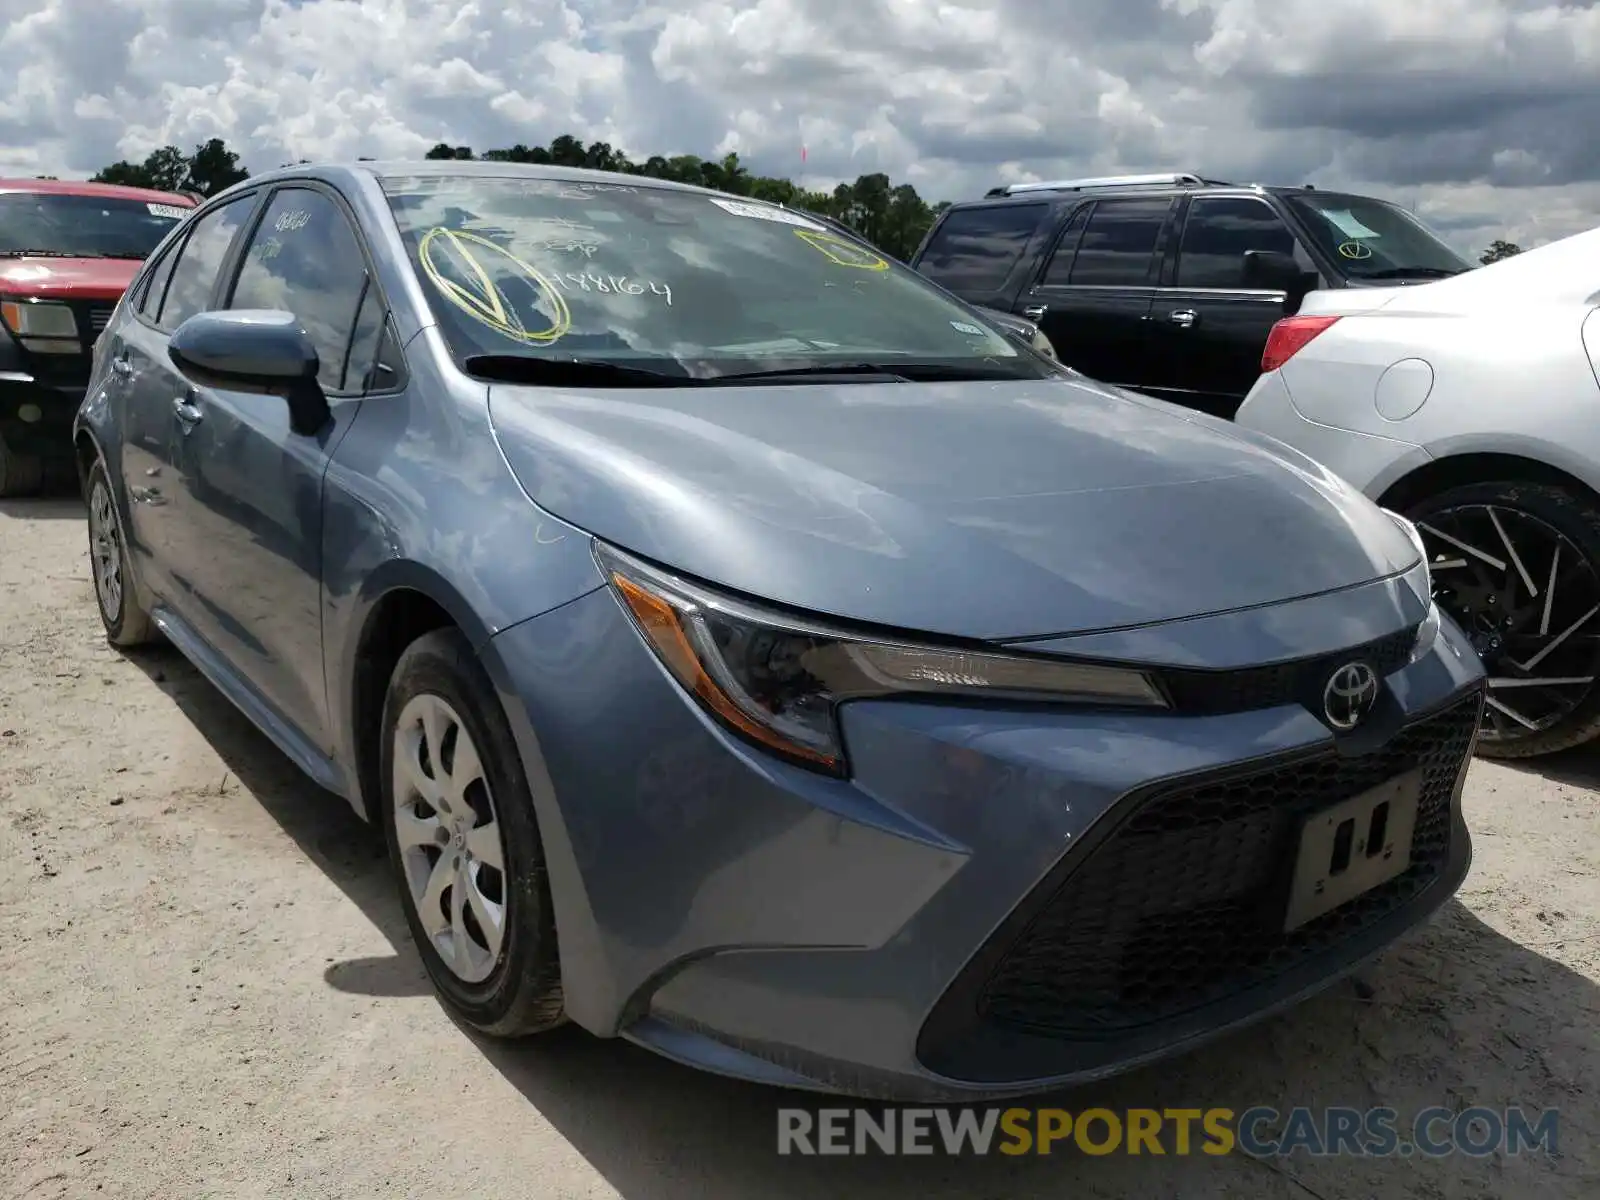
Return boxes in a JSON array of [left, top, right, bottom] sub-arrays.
[[1236, 226, 1600, 759]]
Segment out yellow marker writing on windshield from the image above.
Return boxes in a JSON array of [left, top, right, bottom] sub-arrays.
[[418, 226, 571, 344], [794, 229, 890, 271]]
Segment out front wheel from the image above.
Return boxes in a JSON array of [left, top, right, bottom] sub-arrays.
[[1407, 480, 1600, 758], [379, 628, 565, 1036]]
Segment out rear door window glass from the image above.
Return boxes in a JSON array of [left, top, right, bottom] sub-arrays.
[[1068, 198, 1171, 287]]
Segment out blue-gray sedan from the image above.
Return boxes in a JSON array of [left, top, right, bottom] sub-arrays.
[[72, 161, 1486, 1101]]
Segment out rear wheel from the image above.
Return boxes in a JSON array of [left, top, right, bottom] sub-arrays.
[[1407, 480, 1600, 758], [85, 459, 157, 647], [379, 628, 565, 1036], [0, 435, 43, 498]]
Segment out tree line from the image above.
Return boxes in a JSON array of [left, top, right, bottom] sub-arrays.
[[83, 135, 1526, 267], [87, 135, 947, 262]]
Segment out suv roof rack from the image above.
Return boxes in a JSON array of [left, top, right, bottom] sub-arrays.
[[985, 172, 1214, 197]]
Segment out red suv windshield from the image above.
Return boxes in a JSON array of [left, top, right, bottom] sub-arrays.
[[0, 192, 187, 260]]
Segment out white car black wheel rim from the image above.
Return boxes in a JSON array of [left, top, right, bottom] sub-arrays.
[[88, 477, 124, 621], [1419, 504, 1600, 742], [392, 694, 508, 984]]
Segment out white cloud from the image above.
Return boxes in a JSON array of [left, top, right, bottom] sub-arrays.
[[1, 0, 1596, 258]]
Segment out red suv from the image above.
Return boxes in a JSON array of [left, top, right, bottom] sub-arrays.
[[1, 179, 197, 495]]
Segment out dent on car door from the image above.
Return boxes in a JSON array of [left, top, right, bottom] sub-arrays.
[[166, 184, 382, 749], [1024, 198, 1171, 388], [118, 196, 255, 595]]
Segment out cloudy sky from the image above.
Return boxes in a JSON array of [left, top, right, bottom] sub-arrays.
[[2, 0, 1597, 257]]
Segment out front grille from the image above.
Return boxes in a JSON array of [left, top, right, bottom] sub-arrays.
[[976, 692, 1479, 1037], [1159, 625, 1419, 715], [86, 303, 115, 333]]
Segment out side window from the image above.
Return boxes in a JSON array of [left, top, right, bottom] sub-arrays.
[[137, 240, 180, 319], [1175, 198, 1301, 289], [228, 187, 374, 394], [157, 198, 252, 332], [1068, 198, 1171, 287], [915, 204, 1047, 294], [1039, 204, 1093, 287]]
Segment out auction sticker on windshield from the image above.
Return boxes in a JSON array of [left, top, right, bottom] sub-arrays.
[[146, 203, 189, 220], [708, 198, 826, 231]]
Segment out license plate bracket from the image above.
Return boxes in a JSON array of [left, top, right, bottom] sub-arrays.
[[1283, 768, 1422, 933]]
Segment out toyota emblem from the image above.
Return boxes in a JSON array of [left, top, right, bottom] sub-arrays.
[[1323, 661, 1380, 730]]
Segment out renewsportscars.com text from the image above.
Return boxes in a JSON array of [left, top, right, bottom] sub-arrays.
[[776, 1105, 1560, 1158]]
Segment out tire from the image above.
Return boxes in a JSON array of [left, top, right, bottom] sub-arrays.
[[0, 435, 44, 498], [379, 627, 565, 1037], [85, 458, 157, 647], [1405, 479, 1600, 758]]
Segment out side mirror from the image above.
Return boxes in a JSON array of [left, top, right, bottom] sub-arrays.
[[1242, 249, 1316, 302], [168, 310, 331, 437]]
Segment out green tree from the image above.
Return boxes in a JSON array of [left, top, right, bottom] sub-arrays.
[[90, 140, 248, 196], [1480, 239, 1523, 264]]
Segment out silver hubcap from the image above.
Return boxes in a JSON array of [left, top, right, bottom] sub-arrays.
[[392, 694, 507, 983], [88, 479, 123, 621]]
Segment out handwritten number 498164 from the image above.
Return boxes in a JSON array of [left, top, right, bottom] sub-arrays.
[[553, 273, 673, 306]]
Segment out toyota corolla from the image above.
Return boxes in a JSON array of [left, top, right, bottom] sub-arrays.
[[74, 161, 1485, 1101]]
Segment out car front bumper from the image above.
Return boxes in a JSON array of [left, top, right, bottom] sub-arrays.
[[0, 367, 87, 459], [483, 582, 1486, 1101]]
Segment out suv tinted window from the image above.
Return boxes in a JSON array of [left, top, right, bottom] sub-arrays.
[[1039, 204, 1092, 286], [229, 188, 373, 393], [1069, 198, 1170, 286], [917, 204, 1047, 293], [1176, 197, 1299, 288], [157, 198, 252, 331]]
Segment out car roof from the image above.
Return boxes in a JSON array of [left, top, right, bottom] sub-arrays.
[[0, 178, 198, 206], [239, 159, 727, 201]]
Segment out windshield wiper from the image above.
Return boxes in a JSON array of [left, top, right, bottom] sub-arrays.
[[462, 354, 691, 387], [0, 248, 107, 259], [1360, 266, 1466, 280], [708, 361, 1026, 384]]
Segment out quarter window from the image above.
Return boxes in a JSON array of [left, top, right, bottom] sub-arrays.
[[916, 204, 1047, 294], [157, 198, 252, 331], [1039, 204, 1093, 287], [229, 188, 375, 393], [1068, 199, 1171, 287], [1176, 198, 1301, 289]]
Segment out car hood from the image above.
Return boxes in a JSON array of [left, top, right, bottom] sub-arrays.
[[487, 373, 1418, 641], [0, 256, 140, 301]]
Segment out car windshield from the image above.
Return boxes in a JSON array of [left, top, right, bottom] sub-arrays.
[[0, 192, 188, 260], [379, 173, 1048, 381], [1286, 193, 1472, 280]]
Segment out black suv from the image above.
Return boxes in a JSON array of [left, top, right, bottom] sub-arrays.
[[908, 172, 1473, 418]]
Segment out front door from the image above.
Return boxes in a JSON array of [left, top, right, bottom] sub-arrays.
[[164, 184, 384, 749], [1019, 196, 1174, 390], [1142, 195, 1314, 418]]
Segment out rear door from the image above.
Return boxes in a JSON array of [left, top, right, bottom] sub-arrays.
[[1021, 196, 1174, 388], [1143, 195, 1314, 417], [911, 202, 1055, 313], [114, 194, 257, 595]]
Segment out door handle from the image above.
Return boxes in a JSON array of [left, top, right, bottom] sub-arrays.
[[110, 355, 133, 378], [1168, 309, 1198, 328], [1022, 305, 1048, 321], [173, 396, 204, 429]]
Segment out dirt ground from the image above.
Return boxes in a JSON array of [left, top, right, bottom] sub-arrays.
[[2, 494, 1597, 1199]]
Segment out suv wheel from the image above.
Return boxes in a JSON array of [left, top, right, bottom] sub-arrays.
[[379, 628, 565, 1036], [1407, 480, 1600, 758]]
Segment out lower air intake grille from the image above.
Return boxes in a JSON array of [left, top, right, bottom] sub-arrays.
[[976, 693, 1480, 1037]]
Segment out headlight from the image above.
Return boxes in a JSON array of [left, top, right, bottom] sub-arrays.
[[597, 543, 1168, 775], [0, 297, 81, 353], [1383, 508, 1440, 663]]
